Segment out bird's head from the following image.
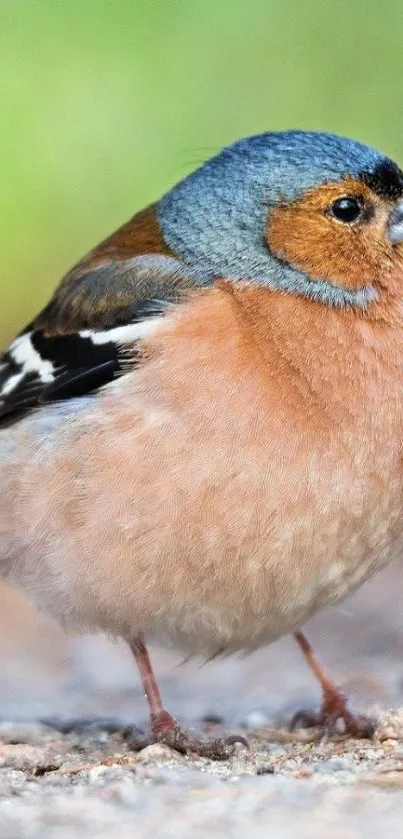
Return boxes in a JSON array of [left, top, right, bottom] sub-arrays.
[[158, 131, 403, 309]]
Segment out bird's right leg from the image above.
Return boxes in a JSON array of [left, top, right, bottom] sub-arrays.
[[291, 630, 375, 738]]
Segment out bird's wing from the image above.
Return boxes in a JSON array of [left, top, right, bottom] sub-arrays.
[[0, 252, 213, 427]]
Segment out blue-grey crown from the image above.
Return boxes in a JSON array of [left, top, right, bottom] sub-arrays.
[[157, 131, 402, 309]]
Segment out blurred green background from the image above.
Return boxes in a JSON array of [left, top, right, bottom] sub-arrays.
[[2, 0, 403, 345]]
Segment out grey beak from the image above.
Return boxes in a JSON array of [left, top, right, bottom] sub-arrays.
[[388, 200, 403, 244]]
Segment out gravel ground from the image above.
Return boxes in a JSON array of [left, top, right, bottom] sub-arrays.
[[1, 717, 403, 838], [0, 559, 402, 837]]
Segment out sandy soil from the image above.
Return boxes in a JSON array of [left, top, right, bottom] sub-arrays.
[[1, 717, 403, 838], [0, 559, 402, 837]]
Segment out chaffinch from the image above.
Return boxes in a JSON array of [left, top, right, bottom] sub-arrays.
[[1, 130, 403, 757]]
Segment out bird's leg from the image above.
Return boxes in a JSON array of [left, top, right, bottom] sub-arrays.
[[290, 630, 374, 738], [130, 638, 174, 738], [128, 637, 248, 758]]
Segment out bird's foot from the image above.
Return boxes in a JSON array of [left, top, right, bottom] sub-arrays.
[[290, 687, 375, 739], [127, 709, 249, 760]]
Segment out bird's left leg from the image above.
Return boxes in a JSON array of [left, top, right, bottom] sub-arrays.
[[290, 630, 375, 738], [128, 637, 248, 758]]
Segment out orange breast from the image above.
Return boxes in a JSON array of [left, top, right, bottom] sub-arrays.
[[4, 280, 403, 653]]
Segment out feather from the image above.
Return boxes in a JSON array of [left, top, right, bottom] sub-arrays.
[[0, 251, 213, 427]]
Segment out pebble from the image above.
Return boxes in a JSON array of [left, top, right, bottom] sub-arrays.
[[138, 743, 175, 761]]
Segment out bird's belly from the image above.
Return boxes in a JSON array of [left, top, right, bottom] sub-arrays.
[[133, 482, 403, 658], [153, 559, 390, 658], [2, 384, 403, 659]]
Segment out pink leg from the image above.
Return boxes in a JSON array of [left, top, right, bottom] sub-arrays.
[[129, 638, 248, 758], [130, 638, 177, 738], [291, 631, 374, 738]]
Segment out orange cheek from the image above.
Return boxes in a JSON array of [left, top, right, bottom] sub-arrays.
[[266, 182, 394, 291]]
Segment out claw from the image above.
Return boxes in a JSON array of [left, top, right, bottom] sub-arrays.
[[127, 720, 249, 759], [289, 709, 319, 732], [290, 694, 375, 739], [292, 631, 376, 740]]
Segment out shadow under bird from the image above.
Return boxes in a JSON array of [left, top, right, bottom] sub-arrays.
[[2, 130, 403, 756]]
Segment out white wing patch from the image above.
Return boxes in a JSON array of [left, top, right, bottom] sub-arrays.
[[0, 333, 55, 398], [9, 333, 55, 380], [0, 372, 25, 397], [79, 316, 165, 346], [0, 314, 167, 413]]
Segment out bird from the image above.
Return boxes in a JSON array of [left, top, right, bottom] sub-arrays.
[[1, 129, 403, 757]]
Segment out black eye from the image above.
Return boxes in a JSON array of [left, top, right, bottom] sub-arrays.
[[329, 196, 363, 224]]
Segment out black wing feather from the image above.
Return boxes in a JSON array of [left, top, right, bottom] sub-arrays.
[[0, 254, 213, 428]]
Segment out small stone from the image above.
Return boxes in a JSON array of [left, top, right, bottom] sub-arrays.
[[88, 765, 109, 782], [376, 711, 403, 742], [0, 744, 53, 772], [138, 743, 174, 761], [256, 764, 275, 775]]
